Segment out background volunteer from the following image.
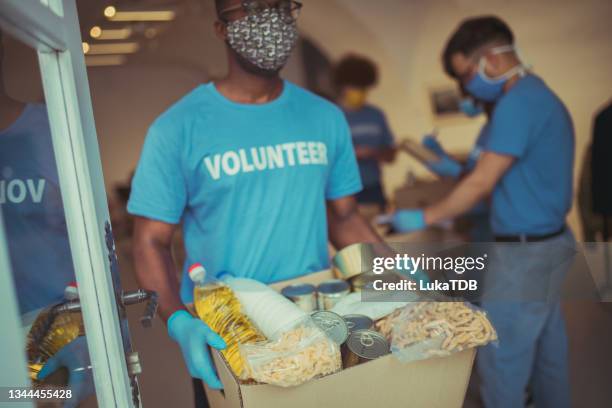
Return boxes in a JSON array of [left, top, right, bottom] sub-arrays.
[[391, 16, 575, 408], [333, 54, 396, 211], [0, 30, 93, 407], [127, 0, 385, 405], [420, 94, 495, 242]]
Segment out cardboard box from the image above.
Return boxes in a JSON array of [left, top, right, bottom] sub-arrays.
[[205, 270, 476, 408]]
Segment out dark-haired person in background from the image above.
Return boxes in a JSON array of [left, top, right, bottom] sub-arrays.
[[334, 55, 397, 211], [391, 16, 575, 408], [128, 1, 387, 407]]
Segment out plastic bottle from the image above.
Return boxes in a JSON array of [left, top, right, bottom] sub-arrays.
[[27, 282, 84, 382], [190, 263, 264, 378]]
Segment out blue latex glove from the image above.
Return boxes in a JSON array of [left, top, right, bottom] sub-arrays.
[[422, 135, 462, 178], [392, 209, 426, 233], [427, 155, 462, 178], [167, 310, 227, 389], [38, 336, 94, 408], [422, 134, 446, 156]]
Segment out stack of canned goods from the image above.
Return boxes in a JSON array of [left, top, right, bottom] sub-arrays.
[[281, 279, 350, 312], [281, 279, 390, 368], [308, 310, 389, 369]]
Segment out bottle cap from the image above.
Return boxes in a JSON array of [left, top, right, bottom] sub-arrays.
[[188, 263, 207, 282], [65, 282, 79, 300]]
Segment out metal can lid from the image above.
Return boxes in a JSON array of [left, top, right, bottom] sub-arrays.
[[281, 283, 316, 297], [343, 314, 374, 332], [311, 310, 349, 344], [347, 330, 389, 360], [317, 279, 350, 295]]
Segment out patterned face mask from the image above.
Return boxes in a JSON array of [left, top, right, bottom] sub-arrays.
[[226, 8, 299, 72]]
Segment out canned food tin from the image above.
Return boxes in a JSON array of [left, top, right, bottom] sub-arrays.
[[343, 329, 389, 368], [281, 283, 317, 312], [343, 314, 374, 334], [311, 311, 349, 345], [317, 279, 350, 310], [349, 272, 379, 292], [332, 243, 375, 280]]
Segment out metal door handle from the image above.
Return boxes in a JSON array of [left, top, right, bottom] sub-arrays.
[[121, 290, 159, 328]]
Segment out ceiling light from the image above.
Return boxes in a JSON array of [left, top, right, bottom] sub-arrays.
[[106, 10, 176, 22], [85, 42, 140, 55], [82, 42, 90, 54], [90, 26, 102, 38], [104, 6, 117, 18], [91, 27, 133, 41]]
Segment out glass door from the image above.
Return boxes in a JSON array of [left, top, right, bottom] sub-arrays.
[[0, 1, 146, 406]]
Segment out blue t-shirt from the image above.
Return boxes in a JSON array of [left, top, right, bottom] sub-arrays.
[[466, 122, 491, 172], [128, 81, 363, 302], [0, 104, 75, 313], [343, 105, 394, 187], [484, 74, 574, 235]]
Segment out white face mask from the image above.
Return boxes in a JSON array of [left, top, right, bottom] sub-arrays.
[[226, 8, 299, 72]]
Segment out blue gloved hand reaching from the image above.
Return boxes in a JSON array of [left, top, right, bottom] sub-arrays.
[[38, 336, 94, 408], [392, 209, 427, 233], [421, 135, 463, 179], [167, 310, 227, 389]]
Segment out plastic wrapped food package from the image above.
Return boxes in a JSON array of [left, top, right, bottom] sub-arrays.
[[376, 302, 497, 363], [225, 277, 307, 339], [330, 292, 409, 321], [239, 317, 342, 387], [193, 283, 265, 378]]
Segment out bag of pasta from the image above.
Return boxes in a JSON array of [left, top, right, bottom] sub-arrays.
[[386, 302, 497, 363], [239, 317, 341, 387]]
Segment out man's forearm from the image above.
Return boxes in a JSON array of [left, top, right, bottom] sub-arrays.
[[424, 173, 489, 225], [328, 205, 384, 249], [133, 239, 186, 323]]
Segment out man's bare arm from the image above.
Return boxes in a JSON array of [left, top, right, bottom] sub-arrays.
[[354, 146, 397, 163], [132, 216, 186, 323], [327, 195, 384, 249], [424, 151, 515, 225]]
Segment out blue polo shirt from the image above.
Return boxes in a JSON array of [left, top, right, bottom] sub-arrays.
[[343, 105, 394, 188], [484, 74, 574, 235], [128, 81, 362, 302]]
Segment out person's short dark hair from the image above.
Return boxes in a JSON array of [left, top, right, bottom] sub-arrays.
[[442, 16, 514, 78], [333, 54, 378, 89]]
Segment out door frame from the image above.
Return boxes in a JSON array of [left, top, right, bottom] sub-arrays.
[[0, 1, 134, 406]]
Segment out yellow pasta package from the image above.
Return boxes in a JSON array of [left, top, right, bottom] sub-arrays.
[[377, 302, 497, 363]]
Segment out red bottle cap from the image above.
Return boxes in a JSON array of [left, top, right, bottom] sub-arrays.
[[188, 263, 207, 282], [65, 282, 79, 300]]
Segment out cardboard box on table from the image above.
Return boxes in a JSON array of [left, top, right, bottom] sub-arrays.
[[204, 270, 475, 408]]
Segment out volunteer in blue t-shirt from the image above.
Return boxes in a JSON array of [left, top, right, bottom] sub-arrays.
[[391, 17, 574, 408], [0, 30, 93, 405], [333, 55, 397, 210], [127, 0, 385, 399]]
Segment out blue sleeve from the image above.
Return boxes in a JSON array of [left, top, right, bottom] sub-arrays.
[[325, 111, 363, 200], [378, 110, 395, 147], [485, 96, 531, 158], [127, 122, 187, 224]]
